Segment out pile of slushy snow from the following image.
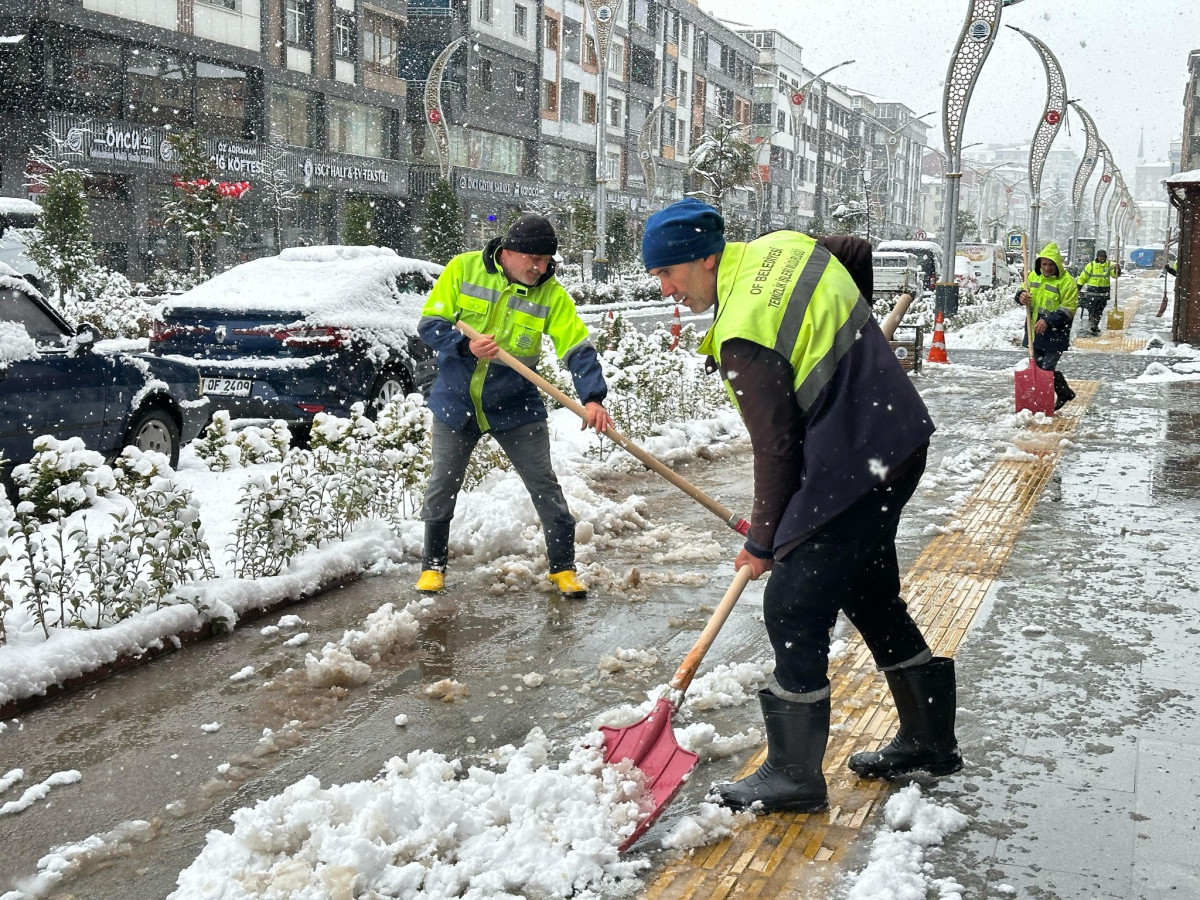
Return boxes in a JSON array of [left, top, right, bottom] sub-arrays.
[[170, 728, 651, 899]]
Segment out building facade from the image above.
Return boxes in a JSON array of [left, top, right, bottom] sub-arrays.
[[2, 0, 955, 282]]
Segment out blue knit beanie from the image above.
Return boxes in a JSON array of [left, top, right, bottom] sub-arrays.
[[642, 198, 726, 271]]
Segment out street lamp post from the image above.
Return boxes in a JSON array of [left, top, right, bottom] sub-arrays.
[[1067, 100, 1100, 268], [938, 0, 1012, 320], [636, 93, 676, 202], [583, 0, 622, 282], [423, 37, 468, 181], [1008, 26, 1068, 259], [875, 109, 936, 239], [789, 59, 854, 229]]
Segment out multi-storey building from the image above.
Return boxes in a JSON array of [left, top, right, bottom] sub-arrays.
[[0, 0, 948, 279], [0, 0, 416, 277], [1182, 50, 1200, 173]]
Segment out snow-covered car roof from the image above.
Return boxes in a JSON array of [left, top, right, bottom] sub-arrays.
[[877, 240, 943, 256], [162, 246, 444, 329], [0, 197, 42, 218], [0, 261, 43, 299]]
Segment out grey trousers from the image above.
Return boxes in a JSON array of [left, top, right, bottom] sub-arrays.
[[420, 417, 576, 573]]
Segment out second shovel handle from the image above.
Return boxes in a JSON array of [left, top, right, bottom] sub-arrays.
[[453, 320, 750, 534]]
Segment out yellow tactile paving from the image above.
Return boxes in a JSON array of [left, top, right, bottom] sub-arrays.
[[1073, 297, 1144, 352], [641, 381, 1102, 899]]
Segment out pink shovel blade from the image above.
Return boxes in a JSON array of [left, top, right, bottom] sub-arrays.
[[1015, 359, 1055, 415], [600, 696, 700, 851]]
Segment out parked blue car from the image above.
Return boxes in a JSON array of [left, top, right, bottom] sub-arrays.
[[0, 267, 208, 487], [148, 246, 443, 433]]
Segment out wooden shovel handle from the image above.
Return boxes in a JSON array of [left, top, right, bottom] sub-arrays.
[[668, 566, 754, 693], [454, 320, 750, 535]]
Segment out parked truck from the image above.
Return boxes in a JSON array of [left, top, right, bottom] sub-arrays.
[[877, 240, 943, 290], [955, 242, 1014, 289], [1129, 246, 1165, 269], [871, 251, 923, 301]]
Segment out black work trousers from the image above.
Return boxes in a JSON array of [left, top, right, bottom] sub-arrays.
[[763, 450, 932, 697]]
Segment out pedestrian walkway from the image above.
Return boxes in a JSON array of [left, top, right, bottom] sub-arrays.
[[640, 278, 1200, 899]]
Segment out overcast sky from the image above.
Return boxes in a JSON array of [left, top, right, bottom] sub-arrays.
[[698, 0, 1198, 191]]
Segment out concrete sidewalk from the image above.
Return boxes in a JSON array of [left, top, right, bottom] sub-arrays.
[[639, 275, 1200, 899], [930, 287, 1200, 899]]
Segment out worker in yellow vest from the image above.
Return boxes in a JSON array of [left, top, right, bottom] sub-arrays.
[[641, 199, 960, 815], [1077, 248, 1119, 335]]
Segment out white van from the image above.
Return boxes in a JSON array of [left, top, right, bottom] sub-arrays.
[[955, 243, 1013, 289]]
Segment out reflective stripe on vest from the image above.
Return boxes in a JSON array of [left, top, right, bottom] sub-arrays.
[[705, 235, 869, 416], [461, 282, 502, 304]]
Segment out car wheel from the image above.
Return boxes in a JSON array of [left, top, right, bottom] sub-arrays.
[[368, 368, 414, 417], [127, 406, 182, 468]]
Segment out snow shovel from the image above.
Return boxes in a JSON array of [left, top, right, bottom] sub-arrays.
[[1014, 307, 1054, 415], [1106, 293, 1124, 331], [454, 321, 750, 535], [600, 565, 754, 850]]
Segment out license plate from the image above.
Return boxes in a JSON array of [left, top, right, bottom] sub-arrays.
[[200, 376, 253, 397]]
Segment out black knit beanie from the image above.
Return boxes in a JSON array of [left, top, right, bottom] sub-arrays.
[[500, 214, 558, 256]]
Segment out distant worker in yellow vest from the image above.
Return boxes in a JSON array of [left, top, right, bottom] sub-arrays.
[[1077, 248, 1119, 335], [641, 198, 961, 815], [1017, 242, 1079, 410], [415, 214, 612, 599]]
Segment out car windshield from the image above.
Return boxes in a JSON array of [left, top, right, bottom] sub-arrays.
[[0, 288, 67, 344]]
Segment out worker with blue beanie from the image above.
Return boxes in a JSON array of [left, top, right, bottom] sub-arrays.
[[642, 200, 959, 815], [641, 197, 727, 271]]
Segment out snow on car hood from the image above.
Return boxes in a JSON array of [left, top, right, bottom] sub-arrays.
[[161, 246, 443, 332]]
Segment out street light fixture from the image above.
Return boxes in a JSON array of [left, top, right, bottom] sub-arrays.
[[875, 108, 936, 238], [583, 0, 622, 282], [789, 58, 854, 227]]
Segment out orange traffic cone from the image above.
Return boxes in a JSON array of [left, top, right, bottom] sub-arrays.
[[926, 310, 948, 364], [669, 305, 682, 350]]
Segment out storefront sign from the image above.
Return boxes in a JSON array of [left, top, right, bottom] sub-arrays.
[[48, 114, 407, 195], [457, 173, 542, 199]]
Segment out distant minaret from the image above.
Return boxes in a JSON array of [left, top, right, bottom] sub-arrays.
[[1138, 127, 1145, 163]]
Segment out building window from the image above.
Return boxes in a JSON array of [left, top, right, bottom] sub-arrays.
[[514, 69, 527, 97], [584, 35, 597, 67], [582, 91, 597, 124], [561, 79, 579, 123], [195, 61, 248, 137], [606, 150, 621, 181], [562, 19, 581, 64], [609, 41, 624, 77], [540, 143, 594, 183], [477, 0, 493, 25], [607, 96, 621, 127], [479, 58, 493, 91], [48, 36, 124, 117], [284, 0, 312, 47], [630, 45, 655, 87], [268, 84, 314, 147], [542, 79, 558, 113], [199, 0, 237, 9], [125, 49, 192, 126], [514, 3, 528, 38], [776, 109, 786, 131], [544, 16, 559, 50], [327, 97, 393, 158], [450, 127, 526, 176], [364, 11, 400, 74], [333, 10, 355, 59]]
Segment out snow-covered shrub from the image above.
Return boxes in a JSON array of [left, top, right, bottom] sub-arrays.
[[230, 456, 311, 579], [113, 445, 174, 492], [3, 462, 214, 635], [11, 436, 117, 519], [56, 268, 161, 339], [233, 421, 290, 466], [370, 395, 433, 520], [598, 324, 726, 445], [461, 435, 512, 492], [195, 412, 290, 470], [74, 475, 214, 625]]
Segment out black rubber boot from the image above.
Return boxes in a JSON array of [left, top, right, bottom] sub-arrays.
[[421, 521, 450, 572], [1053, 370, 1076, 411], [710, 690, 829, 813], [848, 657, 962, 779]]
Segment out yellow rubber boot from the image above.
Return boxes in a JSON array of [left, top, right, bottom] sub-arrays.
[[548, 570, 587, 599], [415, 569, 445, 593]]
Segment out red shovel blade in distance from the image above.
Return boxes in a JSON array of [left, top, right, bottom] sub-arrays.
[[1015, 358, 1055, 415], [600, 697, 699, 851]]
